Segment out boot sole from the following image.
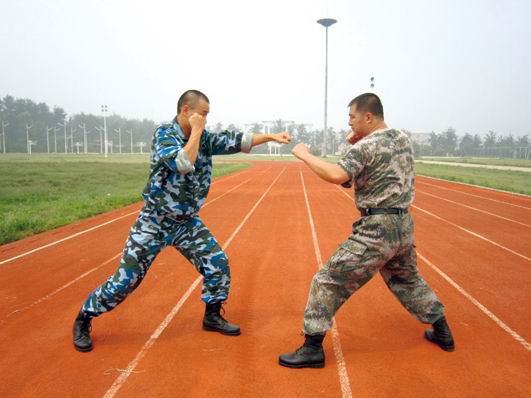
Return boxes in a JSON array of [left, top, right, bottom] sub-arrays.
[[424, 331, 455, 352], [278, 359, 325, 369], [74, 343, 93, 352], [202, 325, 241, 336]]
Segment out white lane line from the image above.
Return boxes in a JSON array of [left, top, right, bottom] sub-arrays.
[[332, 185, 531, 352], [0, 167, 270, 267], [418, 175, 531, 198], [3, 170, 272, 318], [0, 210, 139, 267], [103, 168, 286, 398], [300, 170, 353, 398], [412, 205, 530, 262], [6, 253, 122, 318], [417, 190, 531, 228], [334, 186, 530, 263], [417, 252, 531, 351], [417, 180, 531, 210]]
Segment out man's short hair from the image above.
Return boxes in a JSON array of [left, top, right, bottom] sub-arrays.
[[348, 93, 384, 119], [177, 90, 209, 113]]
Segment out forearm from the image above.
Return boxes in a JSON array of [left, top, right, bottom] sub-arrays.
[[251, 133, 275, 148], [183, 129, 203, 165], [298, 153, 349, 184]]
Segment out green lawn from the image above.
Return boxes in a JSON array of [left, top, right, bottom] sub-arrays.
[[418, 157, 531, 168], [415, 163, 531, 195], [0, 154, 249, 245]]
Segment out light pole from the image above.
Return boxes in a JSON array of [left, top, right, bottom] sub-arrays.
[[114, 127, 122, 154], [94, 126, 104, 154], [26, 124, 33, 155], [70, 126, 76, 154], [53, 127, 59, 153], [370, 76, 375, 89], [126, 128, 134, 153], [317, 17, 337, 157], [1, 121, 8, 154], [101, 105, 108, 158], [58, 121, 67, 153], [79, 123, 88, 154], [46, 126, 53, 154]]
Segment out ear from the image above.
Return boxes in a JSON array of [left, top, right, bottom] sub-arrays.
[[365, 112, 373, 124], [181, 104, 190, 116]]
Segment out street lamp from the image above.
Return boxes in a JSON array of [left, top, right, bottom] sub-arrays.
[[370, 76, 375, 89], [101, 104, 108, 158], [114, 127, 122, 154], [125, 128, 134, 154], [79, 123, 88, 154], [26, 124, 33, 155], [58, 121, 67, 153], [317, 17, 337, 157], [1, 121, 8, 154]]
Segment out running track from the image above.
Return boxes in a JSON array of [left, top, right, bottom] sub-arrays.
[[0, 161, 529, 397]]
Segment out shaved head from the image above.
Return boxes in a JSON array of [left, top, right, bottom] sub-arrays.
[[348, 93, 384, 119], [177, 90, 209, 114]]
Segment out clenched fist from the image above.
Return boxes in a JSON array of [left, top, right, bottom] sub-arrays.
[[346, 131, 363, 145], [273, 132, 292, 144], [189, 113, 206, 133], [291, 143, 310, 159]]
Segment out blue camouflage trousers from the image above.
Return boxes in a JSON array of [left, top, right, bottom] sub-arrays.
[[82, 209, 230, 317]]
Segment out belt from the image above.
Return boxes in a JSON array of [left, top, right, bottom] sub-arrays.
[[360, 208, 409, 216]]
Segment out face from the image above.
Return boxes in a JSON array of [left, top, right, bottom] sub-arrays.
[[348, 104, 372, 136]]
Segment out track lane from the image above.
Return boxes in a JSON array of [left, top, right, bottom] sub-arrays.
[[303, 170, 530, 397], [111, 164, 349, 398], [0, 164, 270, 320], [0, 163, 279, 397]]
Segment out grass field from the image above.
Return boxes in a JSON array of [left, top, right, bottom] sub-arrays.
[[418, 157, 531, 168], [0, 154, 249, 245], [415, 163, 531, 195]]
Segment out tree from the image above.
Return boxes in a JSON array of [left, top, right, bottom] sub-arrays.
[[483, 130, 497, 148], [457, 133, 474, 156]]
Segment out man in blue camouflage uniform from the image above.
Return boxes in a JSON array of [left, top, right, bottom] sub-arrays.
[[279, 93, 454, 368], [73, 89, 291, 352]]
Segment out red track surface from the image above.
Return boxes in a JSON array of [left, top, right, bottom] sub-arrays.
[[1, 161, 529, 397]]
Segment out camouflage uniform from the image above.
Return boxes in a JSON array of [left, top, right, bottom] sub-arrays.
[[82, 119, 253, 316], [303, 128, 445, 335]]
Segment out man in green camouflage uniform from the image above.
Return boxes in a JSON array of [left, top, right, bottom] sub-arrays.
[[72, 90, 291, 352], [279, 93, 454, 369]]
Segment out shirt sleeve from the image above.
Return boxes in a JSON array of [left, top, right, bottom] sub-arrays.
[[209, 130, 253, 155], [154, 127, 194, 174], [337, 144, 365, 187]]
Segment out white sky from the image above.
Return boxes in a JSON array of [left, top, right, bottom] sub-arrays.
[[1, 0, 530, 136]]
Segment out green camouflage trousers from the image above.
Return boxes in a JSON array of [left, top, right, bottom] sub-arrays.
[[304, 213, 444, 335], [82, 209, 230, 317]]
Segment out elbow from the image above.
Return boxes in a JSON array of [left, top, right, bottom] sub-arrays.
[[329, 173, 350, 185], [175, 149, 195, 174]]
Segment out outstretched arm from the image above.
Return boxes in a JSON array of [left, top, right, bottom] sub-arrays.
[[251, 132, 291, 147], [292, 143, 350, 185]]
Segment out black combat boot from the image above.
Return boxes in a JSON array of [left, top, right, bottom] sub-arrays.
[[278, 334, 325, 368], [72, 310, 93, 352], [202, 302, 241, 336], [424, 316, 455, 352]]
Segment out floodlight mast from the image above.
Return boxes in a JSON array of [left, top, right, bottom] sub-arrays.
[[317, 17, 337, 157], [101, 105, 108, 158], [1, 121, 9, 154]]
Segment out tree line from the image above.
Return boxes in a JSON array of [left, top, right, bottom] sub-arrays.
[[412, 127, 529, 158], [0, 95, 351, 156], [0, 95, 157, 154]]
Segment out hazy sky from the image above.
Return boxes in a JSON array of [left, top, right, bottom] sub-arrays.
[[1, 0, 530, 136]]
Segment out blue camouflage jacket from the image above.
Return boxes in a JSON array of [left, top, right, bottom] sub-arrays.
[[142, 119, 253, 218]]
